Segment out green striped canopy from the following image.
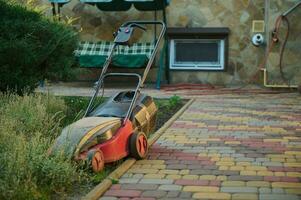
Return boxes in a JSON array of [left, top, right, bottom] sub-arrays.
[[75, 41, 155, 68]]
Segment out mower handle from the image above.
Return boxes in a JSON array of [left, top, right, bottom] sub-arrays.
[[121, 21, 166, 86], [102, 73, 142, 125], [128, 23, 147, 31], [85, 21, 166, 118], [122, 21, 165, 29], [102, 73, 141, 82]]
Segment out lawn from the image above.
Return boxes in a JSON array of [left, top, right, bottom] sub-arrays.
[[0, 93, 184, 199]]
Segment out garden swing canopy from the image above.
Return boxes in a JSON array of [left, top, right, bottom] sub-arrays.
[[74, 0, 169, 68], [48, 0, 167, 68]]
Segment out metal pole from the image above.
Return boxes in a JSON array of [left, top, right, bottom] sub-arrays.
[[154, 11, 157, 42], [265, 0, 270, 68], [162, 7, 169, 84], [51, 2, 56, 18], [282, 1, 301, 17], [58, 4, 61, 21]]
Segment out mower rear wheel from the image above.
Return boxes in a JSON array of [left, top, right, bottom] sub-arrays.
[[129, 132, 148, 159], [87, 149, 105, 173]]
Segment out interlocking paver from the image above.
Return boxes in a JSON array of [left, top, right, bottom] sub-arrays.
[[259, 194, 300, 200], [246, 181, 270, 187], [259, 187, 272, 193], [121, 184, 158, 190], [183, 186, 219, 192], [139, 179, 173, 185], [103, 189, 141, 197], [101, 93, 301, 199], [166, 191, 180, 198], [119, 178, 140, 184], [193, 192, 231, 199], [232, 193, 258, 200], [141, 190, 166, 198], [158, 184, 182, 191], [221, 186, 257, 193], [222, 181, 245, 187]]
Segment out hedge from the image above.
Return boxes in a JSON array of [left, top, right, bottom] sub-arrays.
[[0, 1, 78, 94]]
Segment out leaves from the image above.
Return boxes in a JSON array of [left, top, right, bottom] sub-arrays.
[[0, 93, 87, 199], [0, 1, 78, 94]]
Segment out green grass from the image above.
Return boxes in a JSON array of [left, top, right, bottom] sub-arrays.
[[0, 93, 89, 200], [0, 93, 184, 199], [62, 95, 183, 130]]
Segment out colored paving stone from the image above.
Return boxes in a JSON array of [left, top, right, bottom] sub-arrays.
[[103, 189, 141, 198], [183, 186, 219, 192], [222, 181, 245, 187], [259, 194, 300, 200], [220, 186, 258, 193], [232, 193, 258, 200], [158, 184, 182, 191], [193, 192, 231, 199], [143, 174, 165, 179], [101, 93, 301, 199]]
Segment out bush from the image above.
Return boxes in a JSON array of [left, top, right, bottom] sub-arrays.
[[0, 93, 88, 199], [0, 1, 78, 94]]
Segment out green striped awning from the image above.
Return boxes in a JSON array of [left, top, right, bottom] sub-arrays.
[[75, 41, 155, 68]]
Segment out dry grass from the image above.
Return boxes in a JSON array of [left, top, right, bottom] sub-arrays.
[[0, 93, 184, 199], [0, 93, 88, 199]]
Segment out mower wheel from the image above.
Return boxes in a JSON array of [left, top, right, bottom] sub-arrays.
[[87, 149, 105, 173], [129, 132, 148, 159]]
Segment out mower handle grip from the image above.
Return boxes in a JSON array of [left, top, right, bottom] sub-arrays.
[[122, 20, 165, 28], [128, 23, 147, 31]]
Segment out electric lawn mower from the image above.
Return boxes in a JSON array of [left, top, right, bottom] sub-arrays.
[[51, 21, 166, 172]]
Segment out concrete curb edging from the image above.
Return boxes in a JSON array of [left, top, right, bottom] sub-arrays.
[[82, 98, 195, 200]]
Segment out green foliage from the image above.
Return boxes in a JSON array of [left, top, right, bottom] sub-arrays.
[[168, 95, 182, 108], [155, 95, 183, 111], [0, 93, 88, 200], [154, 96, 184, 131], [62, 96, 105, 125], [0, 1, 78, 94], [0, 93, 184, 199]]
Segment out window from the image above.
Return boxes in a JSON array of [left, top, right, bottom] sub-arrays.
[[170, 39, 225, 70]]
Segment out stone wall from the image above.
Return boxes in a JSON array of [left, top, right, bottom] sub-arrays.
[[166, 0, 265, 85], [266, 0, 301, 85], [44, 0, 300, 86]]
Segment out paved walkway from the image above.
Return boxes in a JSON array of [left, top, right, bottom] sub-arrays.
[[101, 93, 301, 200], [36, 82, 285, 99]]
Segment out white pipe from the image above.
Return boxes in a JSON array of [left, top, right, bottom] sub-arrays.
[[261, 68, 298, 88]]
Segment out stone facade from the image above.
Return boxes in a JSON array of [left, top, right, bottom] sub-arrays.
[[43, 0, 300, 86], [266, 0, 301, 85]]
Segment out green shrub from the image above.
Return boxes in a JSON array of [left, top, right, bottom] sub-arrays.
[[168, 95, 182, 108], [0, 93, 88, 200], [0, 1, 78, 94]]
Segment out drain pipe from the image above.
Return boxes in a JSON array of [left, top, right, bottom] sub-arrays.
[[260, 0, 300, 89]]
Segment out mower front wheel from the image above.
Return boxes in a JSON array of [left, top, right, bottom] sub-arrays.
[[87, 149, 105, 173], [129, 132, 148, 160]]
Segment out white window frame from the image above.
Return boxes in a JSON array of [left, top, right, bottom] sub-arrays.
[[169, 39, 225, 70]]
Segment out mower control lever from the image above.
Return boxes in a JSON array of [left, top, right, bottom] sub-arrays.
[[114, 23, 146, 45]]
